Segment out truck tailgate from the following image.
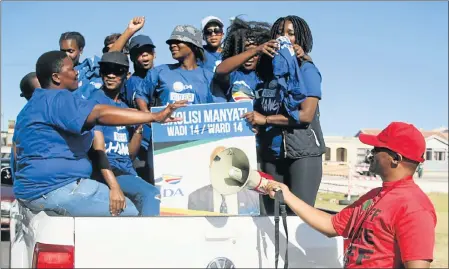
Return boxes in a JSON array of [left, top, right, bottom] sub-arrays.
[[74, 216, 344, 268]]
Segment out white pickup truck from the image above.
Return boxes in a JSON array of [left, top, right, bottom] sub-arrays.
[[9, 200, 344, 268]]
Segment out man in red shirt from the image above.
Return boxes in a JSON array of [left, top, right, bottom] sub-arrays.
[[264, 122, 437, 268]]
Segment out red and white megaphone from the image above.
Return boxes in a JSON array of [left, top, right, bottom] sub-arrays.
[[209, 147, 275, 195]]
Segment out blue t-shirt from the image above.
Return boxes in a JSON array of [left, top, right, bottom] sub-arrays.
[[200, 47, 222, 73], [90, 91, 137, 176], [121, 73, 152, 150], [135, 64, 217, 106], [255, 62, 322, 159], [13, 88, 96, 200], [73, 56, 103, 100], [121, 74, 144, 108], [227, 70, 262, 103]]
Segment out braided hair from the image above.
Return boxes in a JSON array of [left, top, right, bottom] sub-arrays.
[[221, 17, 271, 61], [270, 15, 313, 53], [257, 15, 313, 81]]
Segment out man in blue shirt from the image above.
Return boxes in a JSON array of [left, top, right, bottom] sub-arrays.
[[89, 51, 160, 216], [11, 72, 42, 183], [19, 72, 40, 101], [200, 16, 225, 73], [13, 50, 186, 217], [123, 34, 157, 184]]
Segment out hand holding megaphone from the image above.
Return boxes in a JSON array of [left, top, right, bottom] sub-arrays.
[[262, 181, 289, 199]]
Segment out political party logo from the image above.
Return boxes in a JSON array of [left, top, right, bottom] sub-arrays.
[[206, 257, 235, 268], [173, 81, 193, 93], [232, 91, 253, 102], [90, 81, 102, 89], [362, 199, 373, 211], [154, 175, 184, 198], [231, 81, 255, 102], [155, 174, 183, 185]]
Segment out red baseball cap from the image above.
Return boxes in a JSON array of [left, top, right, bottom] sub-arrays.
[[359, 122, 426, 163]]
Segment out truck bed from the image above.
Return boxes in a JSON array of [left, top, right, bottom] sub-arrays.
[[10, 201, 344, 268]]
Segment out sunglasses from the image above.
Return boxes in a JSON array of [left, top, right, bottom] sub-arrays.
[[204, 27, 223, 36], [100, 65, 128, 76]]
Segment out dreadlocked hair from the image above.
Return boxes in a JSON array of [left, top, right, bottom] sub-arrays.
[[271, 15, 313, 53], [221, 17, 272, 61], [256, 15, 313, 81]]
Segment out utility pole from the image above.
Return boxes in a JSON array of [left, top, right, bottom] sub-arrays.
[[1, 112, 4, 132]]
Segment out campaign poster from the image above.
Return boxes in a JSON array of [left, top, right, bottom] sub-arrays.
[[151, 102, 260, 216]]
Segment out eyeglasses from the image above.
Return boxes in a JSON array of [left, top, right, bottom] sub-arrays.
[[371, 147, 402, 160], [204, 27, 223, 36], [100, 64, 128, 76]]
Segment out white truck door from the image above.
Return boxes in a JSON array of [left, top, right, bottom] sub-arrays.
[[74, 216, 344, 268]]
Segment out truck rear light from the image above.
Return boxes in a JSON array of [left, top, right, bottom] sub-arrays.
[[32, 242, 74, 268]]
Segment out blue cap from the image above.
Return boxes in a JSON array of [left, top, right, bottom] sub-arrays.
[[129, 35, 156, 50]]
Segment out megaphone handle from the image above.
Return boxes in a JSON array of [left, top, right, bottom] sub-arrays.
[[274, 190, 288, 269]]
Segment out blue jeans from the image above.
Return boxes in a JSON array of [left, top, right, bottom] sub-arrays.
[[20, 179, 139, 217], [115, 174, 160, 216]]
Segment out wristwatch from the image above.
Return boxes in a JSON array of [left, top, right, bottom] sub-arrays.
[[135, 128, 143, 134]]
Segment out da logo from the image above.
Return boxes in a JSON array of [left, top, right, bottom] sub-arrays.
[[154, 174, 183, 185], [154, 175, 184, 198], [173, 82, 193, 92]]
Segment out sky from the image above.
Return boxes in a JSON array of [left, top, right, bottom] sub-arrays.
[[1, 1, 448, 136]]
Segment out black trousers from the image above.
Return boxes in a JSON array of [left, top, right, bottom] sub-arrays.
[[259, 156, 323, 215]]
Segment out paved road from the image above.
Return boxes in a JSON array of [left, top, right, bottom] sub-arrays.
[[1, 231, 10, 269]]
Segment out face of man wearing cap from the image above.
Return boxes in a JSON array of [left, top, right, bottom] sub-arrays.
[[204, 22, 224, 49], [100, 63, 128, 92], [168, 41, 194, 61], [368, 147, 397, 176], [133, 45, 156, 70]]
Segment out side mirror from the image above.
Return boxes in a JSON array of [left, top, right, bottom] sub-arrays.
[[1, 167, 13, 185]]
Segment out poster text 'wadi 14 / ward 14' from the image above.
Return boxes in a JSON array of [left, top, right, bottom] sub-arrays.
[[151, 102, 255, 142]]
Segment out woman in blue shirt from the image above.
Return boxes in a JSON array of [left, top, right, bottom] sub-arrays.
[[241, 16, 326, 214], [135, 24, 221, 110], [214, 17, 271, 102], [13, 50, 186, 217]]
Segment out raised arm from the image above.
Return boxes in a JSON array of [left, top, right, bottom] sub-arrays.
[[83, 101, 186, 131], [215, 40, 279, 76], [109, 17, 145, 53]]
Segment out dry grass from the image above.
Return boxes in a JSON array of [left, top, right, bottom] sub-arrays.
[[322, 163, 350, 177], [315, 192, 448, 268]]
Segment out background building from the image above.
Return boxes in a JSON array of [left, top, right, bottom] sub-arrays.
[[323, 127, 448, 178], [1, 120, 15, 167]]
